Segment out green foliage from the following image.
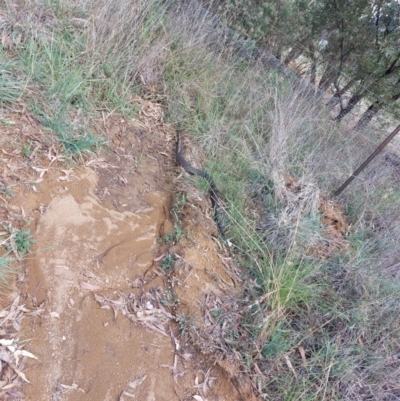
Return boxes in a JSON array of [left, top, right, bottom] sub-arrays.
[[176, 313, 192, 334], [0, 256, 13, 287], [59, 131, 104, 156], [158, 224, 184, 245], [150, 3, 400, 397], [38, 113, 104, 156], [216, 0, 300, 47], [161, 253, 174, 270], [174, 193, 187, 211], [266, 257, 320, 309], [171, 193, 187, 222], [21, 144, 32, 158], [0, 182, 15, 200], [262, 323, 291, 357], [0, 49, 23, 104], [161, 290, 178, 306], [212, 0, 400, 124], [3, 226, 35, 256], [14, 16, 139, 158]]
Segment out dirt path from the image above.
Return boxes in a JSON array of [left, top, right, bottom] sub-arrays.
[[0, 104, 247, 400], [18, 110, 178, 400]]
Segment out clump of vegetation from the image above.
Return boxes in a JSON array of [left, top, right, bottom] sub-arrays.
[[159, 194, 188, 245], [0, 52, 23, 104], [0, 226, 32, 288], [176, 313, 192, 335], [21, 144, 32, 158], [3, 226, 35, 256], [161, 253, 174, 270], [158, 224, 185, 245], [0, 182, 15, 200], [171, 192, 187, 220], [0, 256, 13, 287], [13, 229, 35, 256]]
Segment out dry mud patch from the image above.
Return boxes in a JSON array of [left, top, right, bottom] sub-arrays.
[[0, 105, 247, 400]]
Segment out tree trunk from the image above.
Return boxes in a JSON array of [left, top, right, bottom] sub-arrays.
[[326, 79, 356, 109], [353, 101, 383, 131], [334, 52, 400, 122], [310, 59, 317, 87], [309, 43, 317, 87], [334, 92, 364, 121], [354, 91, 400, 130], [318, 64, 336, 91], [284, 47, 302, 65]]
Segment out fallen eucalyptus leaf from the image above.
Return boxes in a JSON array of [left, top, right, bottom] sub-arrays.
[[14, 350, 38, 365], [122, 391, 135, 398], [128, 375, 147, 389]]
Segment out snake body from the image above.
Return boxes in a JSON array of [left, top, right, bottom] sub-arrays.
[[176, 131, 225, 237]]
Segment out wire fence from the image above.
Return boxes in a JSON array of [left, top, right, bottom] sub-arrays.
[[171, 0, 400, 207], [198, 0, 399, 130], [140, 0, 400, 279]]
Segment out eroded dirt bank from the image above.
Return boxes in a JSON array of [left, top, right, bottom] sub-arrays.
[[0, 103, 247, 400]]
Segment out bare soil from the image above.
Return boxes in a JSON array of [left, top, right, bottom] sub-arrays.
[[0, 103, 246, 400]]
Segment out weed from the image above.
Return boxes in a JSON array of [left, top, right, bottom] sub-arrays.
[[0, 52, 22, 104], [14, 229, 35, 255], [161, 290, 178, 306], [261, 323, 292, 357], [0, 182, 15, 200], [21, 144, 32, 158], [39, 114, 104, 157], [210, 309, 222, 318], [161, 253, 174, 270], [173, 224, 185, 242], [158, 224, 184, 245], [176, 313, 191, 334], [176, 193, 187, 209], [59, 132, 104, 156], [3, 226, 35, 255], [158, 232, 174, 245], [0, 118, 16, 127], [191, 175, 211, 195], [171, 192, 187, 219], [0, 256, 13, 287]]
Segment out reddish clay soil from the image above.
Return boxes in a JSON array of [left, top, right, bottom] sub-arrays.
[[0, 103, 247, 401]]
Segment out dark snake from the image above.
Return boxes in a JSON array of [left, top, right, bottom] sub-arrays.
[[176, 130, 225, 237]]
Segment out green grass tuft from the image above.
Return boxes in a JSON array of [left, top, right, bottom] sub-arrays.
[[0, 51, 23, 104], [3, 226, 35, 256], [0, 256, 14, 287], [161, 253, 174, 270]]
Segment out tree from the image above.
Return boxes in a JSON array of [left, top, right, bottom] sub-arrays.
[[354, 90, 400, 131], [327, 0, 400, 124], [208, 0, 400, 127]]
